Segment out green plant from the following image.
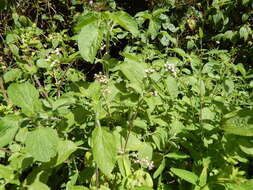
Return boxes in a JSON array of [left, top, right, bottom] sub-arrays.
[[0, 0, 253, 189]]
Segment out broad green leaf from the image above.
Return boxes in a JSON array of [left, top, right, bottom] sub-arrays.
[[55, 140, 77, 166], [111, 11, 139, 36], [225, 180, 253, 190], [222, 109, 253, 136], [119, 61, 146, 93], [28, 181, 50, 190], [0, 164, 14, 181], [148, 18, 161, 40], [0, 115, 20, 148], [7, 82, 42, 116], [138, 143, 153, 160], [74, 12, 99, 32], [78, 22, 103, 63], [92, 127, 117, 175], [169, 48, 187, 58], [239, 26, 249, 41], [117, 154, 132, 177], [165, 76, 178, 98], [160, 31, 177, 46], [170, 168, 198, 185], [3, 68, 21, 83], [25, 127, 59, 162], [125, 132, 143, 151]]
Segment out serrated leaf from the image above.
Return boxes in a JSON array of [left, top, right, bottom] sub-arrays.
[[55, 140, 77, 166], [25, 128, 59, 162], [92, 127, 117, 175], [165, 76, 178, 98], [7, 82, 42, 116], [3, 68, 21, 83], [78, 22, 103, 63], [171, 168, 198, 185], [0, 115, 20, 148], [222, 109, 253, 136], [111, 11, 139, 36], [148, 18, 161, 40], [119, 61, 146, 93]]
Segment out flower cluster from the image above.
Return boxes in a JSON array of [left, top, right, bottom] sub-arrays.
[[164, 62, 176, 76], [130, 152, 154, 170], [94, 72, 109, 84], [45, 48, 62, 67], [145, 68, 156, 73]]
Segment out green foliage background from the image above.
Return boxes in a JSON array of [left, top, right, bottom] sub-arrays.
[[0, 0, 253, 189]]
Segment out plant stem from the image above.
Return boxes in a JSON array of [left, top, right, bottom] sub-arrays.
[[123, 99, 141, 153], [0, 77, 9, 103]]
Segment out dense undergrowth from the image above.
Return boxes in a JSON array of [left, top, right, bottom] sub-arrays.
[[0, 0, 253, 189]]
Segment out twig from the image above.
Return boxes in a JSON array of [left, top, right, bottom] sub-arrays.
[[33, 75, 48, 99], [0, 77, 9, 103]]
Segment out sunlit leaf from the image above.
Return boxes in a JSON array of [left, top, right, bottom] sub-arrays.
[[92, 127, 117, 175], [78, 22, 103, 63], [25, 128, 59, 162]]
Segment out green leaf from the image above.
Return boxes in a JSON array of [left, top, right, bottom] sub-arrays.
[[118, 61, 146, 93], [133, 187, 153, 190], [153, 159, 165, 178], [28, 181, 50, 190], [165, 152, 190, 160], [3, 68, 21, 83], [111, 11, 139, 36], [199, 27, 204, 39], [55, 140, 77, 166], [117, 154, 132, 177], [25, 128, 59, 162], [170, 168, 198, 185], [239, 25, 250, 41], [0, 164, 14, 181], [165, 76, 178, 98], [68, 186, 89, 190], [91, 127, 117, 175], [74, 12, 99, 32], [148, 18, 161, 40], [222, 109, 253, 136], [7, 82, 42, 116], [0, 115, 20, 148], [78, 22, 103, 63]]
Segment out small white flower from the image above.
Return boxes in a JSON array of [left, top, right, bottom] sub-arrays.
[[145, 68, 156, 73], [94, 72, 109, 84], [164, 62, 176, 76], [152, 91, 158, 97]]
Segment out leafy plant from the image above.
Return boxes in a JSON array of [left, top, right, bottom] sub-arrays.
[[0, 0, 252, 189]]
